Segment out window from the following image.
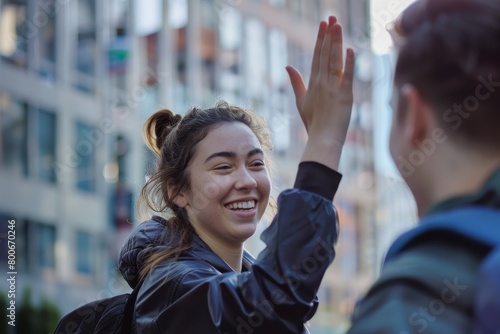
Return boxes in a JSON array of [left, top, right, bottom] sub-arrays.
[[38, 108, 57, 183], [287, 0, 302, 18], [109, 0, 130, 89], [37, 223, 56, 269], [169, 0, 188, 111], [245, 19, 267, 109], [304, 0, 321, 23], [0, 93, 28, 177], [200, 0, 217, 101], [74, 0, 97, 93], [268, 30, 290, 155], [0, 97, 58, 183], [268, 0, 286, 7], [34, 0, 57, 81], [0, 0, 29, 68], [76, 231, 94, 274], [218, 7, 242, 102], [75, 121, 97, 192]]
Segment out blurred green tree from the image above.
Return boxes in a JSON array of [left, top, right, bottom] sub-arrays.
[[16, 287, 37, 334], [15, 287, 61, 334], [39, 296, 61, 334], [0, 290, 7, 334]]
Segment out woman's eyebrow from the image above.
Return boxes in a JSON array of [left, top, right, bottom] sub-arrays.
[[247, 148, 264, 158], [204, 151, 236, 163], [204, 148, 264, 164]]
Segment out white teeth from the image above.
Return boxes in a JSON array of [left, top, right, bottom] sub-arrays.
[[226, 200, 256, 210]]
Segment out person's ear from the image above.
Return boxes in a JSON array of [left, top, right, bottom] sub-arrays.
[[401, 84, 432, 147], [167, 183, 189, 208]]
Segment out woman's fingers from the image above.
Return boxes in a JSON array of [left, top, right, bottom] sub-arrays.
[[284, 15, 355, 139], [319, 23, 334, 82], [341, 48, 356, 98], [328, 24, 344, 83], [286, 65, 306, 109], [308, 20, 328, 85]]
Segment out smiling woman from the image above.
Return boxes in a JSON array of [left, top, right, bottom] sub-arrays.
[[118, 16, 355, 334]]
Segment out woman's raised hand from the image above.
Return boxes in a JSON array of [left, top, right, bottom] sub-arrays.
[[286, 16, 355, 171]]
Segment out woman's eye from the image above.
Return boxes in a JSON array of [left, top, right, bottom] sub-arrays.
[[251, 161, 265, 167], [214, 165, 231, 170]]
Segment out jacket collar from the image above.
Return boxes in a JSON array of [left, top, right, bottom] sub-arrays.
[[425, 166, 500, 216], [188, 234, 255, 273]]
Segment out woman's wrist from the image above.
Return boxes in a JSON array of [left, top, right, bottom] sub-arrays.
[[301, 137, 344, 172], [294, 162, 342, 200]]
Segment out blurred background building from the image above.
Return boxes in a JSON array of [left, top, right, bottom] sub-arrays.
[[0, 0, 417, 332]]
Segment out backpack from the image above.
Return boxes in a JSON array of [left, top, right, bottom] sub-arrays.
[[53, 281, 143, 334], [385, 206, 500, 334]]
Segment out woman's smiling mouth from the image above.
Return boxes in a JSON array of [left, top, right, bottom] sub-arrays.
[[225, 200, 257, 211]]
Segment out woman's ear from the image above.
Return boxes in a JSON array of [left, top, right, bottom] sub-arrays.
[[167, 183, 189, 208], [401, 84, 432, 147]]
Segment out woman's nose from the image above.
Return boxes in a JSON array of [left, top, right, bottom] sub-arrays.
[[234, 168, 257, 190]]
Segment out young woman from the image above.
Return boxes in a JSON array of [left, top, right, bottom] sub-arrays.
[[119, 16, 354, 333]]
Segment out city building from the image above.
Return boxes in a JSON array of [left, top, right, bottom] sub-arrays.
[[0, 0, 417, 331]]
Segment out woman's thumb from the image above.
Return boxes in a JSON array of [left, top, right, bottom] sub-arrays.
[[286, 66, 306, 107]]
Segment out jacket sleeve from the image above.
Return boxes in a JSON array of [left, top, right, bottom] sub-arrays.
[[347, 239, 483, 334], [136, 166, 341, 333]]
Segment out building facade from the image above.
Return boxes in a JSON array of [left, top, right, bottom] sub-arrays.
[[0, 0, 417, 331]]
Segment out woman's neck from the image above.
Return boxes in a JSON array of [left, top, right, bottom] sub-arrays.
[[195, 229, 243, 273]]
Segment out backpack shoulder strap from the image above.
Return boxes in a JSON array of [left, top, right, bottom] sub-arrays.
[[383, 206, 500, 334], [114, 280, 143, 334], [474, 245, 500, 334]]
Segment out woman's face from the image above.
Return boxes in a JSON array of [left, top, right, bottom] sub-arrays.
[[179, 122, 271, 246]]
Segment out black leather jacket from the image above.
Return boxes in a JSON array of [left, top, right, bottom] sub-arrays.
[[119, 162, 341, 333]]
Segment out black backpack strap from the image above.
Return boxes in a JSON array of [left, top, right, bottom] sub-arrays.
[[118, 280, 144, 334]]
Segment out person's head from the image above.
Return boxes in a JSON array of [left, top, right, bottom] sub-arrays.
[[139, 101, 273, 277], [389, 0, 500, 210]]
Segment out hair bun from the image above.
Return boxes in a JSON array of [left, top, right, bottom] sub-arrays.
[[143, 109, 182, 156]]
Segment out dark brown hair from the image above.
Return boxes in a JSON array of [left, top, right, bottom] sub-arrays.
[[392, 0, 500, 149], [138, 101, 273, 280]]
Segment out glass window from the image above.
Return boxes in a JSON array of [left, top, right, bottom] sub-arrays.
[[33, 0, 57, 81], [0, 93, 28, 177], [245, 19, 267, 109], [168, 0, 188, 29], [169, 0, 188, 111], [76, 231, 94, 274], [75, 121, 97, 192], [37, 223, 56, 269], [38, 108, 57, 183], [109, 0, 130, 88], [74, 0, 97, 93], [287, 0, 302, 18], [0, 0, 29, 68], [218, 7, 241, 102], [268, 0, 286, 7], [200, 0, 217, 101], [304, 0, 320, 23], [268, 30, 290, 154], [135, 0, 161, 35]]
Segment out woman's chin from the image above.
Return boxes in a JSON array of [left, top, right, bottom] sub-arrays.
[[230, 225, 258, 243]]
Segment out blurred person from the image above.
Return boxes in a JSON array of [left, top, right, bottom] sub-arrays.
[[118, 17, 355, 333], [342, 0, 500, 333]]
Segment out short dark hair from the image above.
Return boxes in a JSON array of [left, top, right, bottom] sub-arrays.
[[393, 0, 500, 149]]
